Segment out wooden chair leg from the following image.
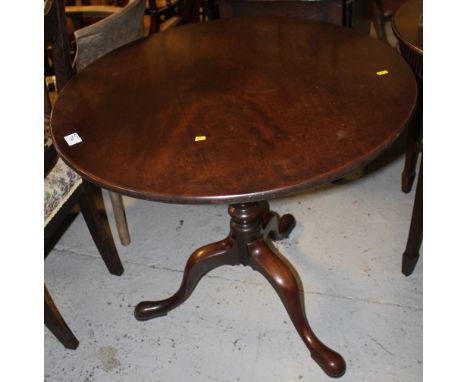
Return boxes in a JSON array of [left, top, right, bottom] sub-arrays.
[[147, 0, 160, 35], [402, 95, 422, 193], [372, 0, 389, 43], [79, 180, 124, 276], [402, 157, 423, 276], [109, 191, 131, 246], [44, 285, 79, 349]]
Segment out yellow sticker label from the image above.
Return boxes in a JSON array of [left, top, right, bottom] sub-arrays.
[[194, 136, 206, 142], [376, 70, 389, 76]]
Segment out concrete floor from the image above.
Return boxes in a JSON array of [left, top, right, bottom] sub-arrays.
[[44, 151, 422, 382]]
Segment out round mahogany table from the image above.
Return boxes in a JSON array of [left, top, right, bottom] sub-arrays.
[[392, 0, 423, 193], [51, 17, 417, 378]]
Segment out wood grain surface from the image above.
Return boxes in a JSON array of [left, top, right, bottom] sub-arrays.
[[51, 17, 417, 204], [392, 0, 422, 54]]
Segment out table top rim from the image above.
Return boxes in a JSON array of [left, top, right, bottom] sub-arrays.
[[52, 124, 414, 204], [392, 0, 423, 55], [51, 16, 419, 205]]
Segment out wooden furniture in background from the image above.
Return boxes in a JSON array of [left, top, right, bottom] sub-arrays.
[[214, 0, 388, 37], [372, 0, 408, 42], [45, 0, 134, 246], [45, 0, 74, 90], [64, 0, 149, 245], [392, 0, 422, 275], [44, 0, 125, 349], [218, 0, 349, 26], [401, 157, 422, 275], [372, 0, 390, 42], [215, 0, 405, 43], [145, 0, 183, 34], [67, 0, 145, 72], [44, 175, 124, 349], [51, 18, 417, 376]]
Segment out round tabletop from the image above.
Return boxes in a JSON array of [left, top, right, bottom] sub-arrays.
[[392, 0, 423, 55], [51, 17, 417, 204]]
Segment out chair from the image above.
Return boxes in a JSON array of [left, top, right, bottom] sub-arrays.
[[65, 0, 193, 243], [145, 0, 184, 34], [45, 0, 125, 349], [45, 0, 74, 91], [216, 0, 383, 39], [66, 0, 145, 71], [44, 159, 124, 349], [372, 0, 389, 42], [63, 0, 150, 245], [372, 0, 412, 44], [391, 0, 423, 275]]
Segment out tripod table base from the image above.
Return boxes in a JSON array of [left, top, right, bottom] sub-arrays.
[[135, 202, 346, 378]]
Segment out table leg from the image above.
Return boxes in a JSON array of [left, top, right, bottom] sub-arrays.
[[402, 157, 423, 276], [248, 239, 346, 378], [135, 202, 346, 378], [402, 116, 421, 193], [259, 200, 296, 241], [402, 80, 422, 193], [135, 238, 240, 320]]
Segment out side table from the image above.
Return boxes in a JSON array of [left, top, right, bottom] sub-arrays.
[[392, 0, 423, 275]]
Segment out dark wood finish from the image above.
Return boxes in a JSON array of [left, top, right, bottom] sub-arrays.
[[44, 180, 124, 348], [392, 0, 422, 193], [78, 181, 124, 275], [349, 0, 374, 34], [392, 0, 422, 274], [136, 202, 345, 377], [146, 0, 198, 34], [401, 89, 421, 193], [146, 0, 178, 34], [45, 285, 79, 349], [51, 17, 417, 375], [372, 0, 388, 42], [44, 144, 58, 177], [51, 17, 417, 205], [187, 0, 204, 22], [216, 0, 378, 34], [147, 0, 164, 34], [401, 156, 422, 276], [44, 82, 59, 176], [218, 0, 345, 25], [65, 0, 145, 245], [44, 181, 124, 348], [44, 0, 75, 91], [45, 0, 125, 350], [392, 0, 422, 57]]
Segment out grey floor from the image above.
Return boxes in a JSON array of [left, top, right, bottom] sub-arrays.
[[45, 152, 422, 382]]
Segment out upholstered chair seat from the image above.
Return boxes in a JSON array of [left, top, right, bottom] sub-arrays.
[[44, 159, 82, 227]]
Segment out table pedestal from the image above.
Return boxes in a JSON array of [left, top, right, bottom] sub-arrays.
[[135, 202, 346, 378]]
